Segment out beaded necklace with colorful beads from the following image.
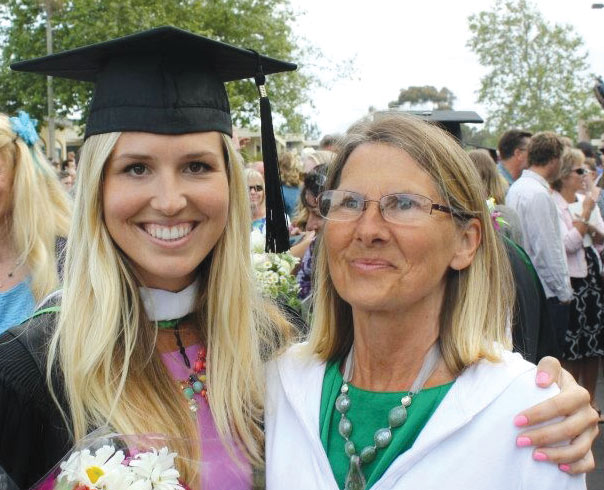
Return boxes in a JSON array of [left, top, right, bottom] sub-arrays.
[[159, 317, 209, 412]]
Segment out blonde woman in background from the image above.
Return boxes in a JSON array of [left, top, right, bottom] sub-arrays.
[[468, 148, 525, 247], [246, 168, 267, 233], [0, 111, 71, 332], [267, 115, 599, 490], [278, 152, 301, 220], [0, 28, 293, 489]]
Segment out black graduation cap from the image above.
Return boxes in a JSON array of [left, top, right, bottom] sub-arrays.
[[11, 26, 295, 253], [406, 110, 483, 142]]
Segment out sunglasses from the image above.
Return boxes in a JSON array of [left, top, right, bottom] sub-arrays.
[[572, 168, 589, 176], [248, 185, 264, 192]]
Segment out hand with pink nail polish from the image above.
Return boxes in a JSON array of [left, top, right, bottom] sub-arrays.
[[512, 356, 597, 475]]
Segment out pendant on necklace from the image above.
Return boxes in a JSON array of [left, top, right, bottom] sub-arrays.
[[345, 455, 366, 490], [179, 346, 208, 413]]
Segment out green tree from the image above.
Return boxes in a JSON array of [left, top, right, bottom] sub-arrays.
[[461, 125, 499, 150], [388, 85, 456, 110], [467, 0, 600, 139], [0, 0, 315, 133]]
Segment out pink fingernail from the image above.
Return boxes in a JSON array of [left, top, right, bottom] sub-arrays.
[[516, 436, 532, 447], [514, 415, 529, 427], [559, 464, 570, 472], [536, 371, 551, 386], [533, 451, 548, 461]]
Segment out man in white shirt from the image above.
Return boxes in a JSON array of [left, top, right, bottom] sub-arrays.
[[507, 132, 572, 354]]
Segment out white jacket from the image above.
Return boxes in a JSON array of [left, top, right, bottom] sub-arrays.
[[265, 345, 586, 490]]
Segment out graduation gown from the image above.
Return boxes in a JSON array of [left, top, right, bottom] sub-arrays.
[[0, 297, 71, 489], [504, 237, 558, 363]]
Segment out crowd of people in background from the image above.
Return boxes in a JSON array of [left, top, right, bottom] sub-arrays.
[[488, 128, 604, 420]]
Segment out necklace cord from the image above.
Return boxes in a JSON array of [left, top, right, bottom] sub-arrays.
[[173, 324, 191, 368]]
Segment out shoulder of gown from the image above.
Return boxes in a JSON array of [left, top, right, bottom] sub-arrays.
[[0, 294, 72, 489]]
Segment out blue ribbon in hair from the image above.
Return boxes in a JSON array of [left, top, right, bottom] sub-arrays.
[[9, 111, 40, 146]]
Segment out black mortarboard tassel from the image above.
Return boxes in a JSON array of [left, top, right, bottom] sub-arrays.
[[254, 55, 289, 253]]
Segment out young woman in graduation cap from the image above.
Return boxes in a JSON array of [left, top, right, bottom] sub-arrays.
[[0, 27, 294, 489], [0, 27, 598, 489]]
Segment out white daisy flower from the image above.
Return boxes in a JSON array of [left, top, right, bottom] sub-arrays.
[[58, 445, 131, 489], [128, 447, 184, 490], [266, 271, 279, 284]]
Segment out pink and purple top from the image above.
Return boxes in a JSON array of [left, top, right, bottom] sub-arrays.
[[161, 344, 252, 490]]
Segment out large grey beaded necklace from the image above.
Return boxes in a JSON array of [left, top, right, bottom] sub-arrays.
[[335, 342, 441, 490]]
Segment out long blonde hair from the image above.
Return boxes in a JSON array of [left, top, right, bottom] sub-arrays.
[[307, 114, 514, 375], [48, 132, 291, 481], [0, 114, 71, 301], [468, 149, 509, 204]]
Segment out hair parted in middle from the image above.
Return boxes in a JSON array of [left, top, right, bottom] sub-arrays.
[[306, 114, 514, 375], [47, 131, 292, 482]]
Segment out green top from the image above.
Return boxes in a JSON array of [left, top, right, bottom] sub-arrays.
[[320, 360, 453, 489]]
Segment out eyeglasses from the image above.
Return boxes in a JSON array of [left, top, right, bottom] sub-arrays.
[[248, 185, 264, 192], [317, 190, 472, 224], [571, 168, 589, 176]]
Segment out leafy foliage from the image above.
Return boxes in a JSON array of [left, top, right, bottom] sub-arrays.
[[388, 85, 456, 110], [0, 0, 316, 134], [467, 0, 600, 139]]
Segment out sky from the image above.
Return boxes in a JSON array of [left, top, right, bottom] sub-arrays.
[[289, 0, 604, 136]]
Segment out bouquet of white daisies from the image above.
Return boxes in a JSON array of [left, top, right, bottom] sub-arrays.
[[31, 431, 192, 490], [250, 229, 301, 312]]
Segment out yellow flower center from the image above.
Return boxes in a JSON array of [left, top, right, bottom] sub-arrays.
[[86, 466, 105, 484]]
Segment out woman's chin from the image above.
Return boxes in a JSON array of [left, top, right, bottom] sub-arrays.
[[136, 268, 198, 291]]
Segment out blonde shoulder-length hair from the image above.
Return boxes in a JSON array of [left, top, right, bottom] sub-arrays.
[[0, 113, 71, 301], [307, 114, 515, 375], [48, 132, 292, 482]]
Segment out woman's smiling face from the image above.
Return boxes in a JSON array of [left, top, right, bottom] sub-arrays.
[[102, 131, 229, 291], [323, 142, 475, 315]]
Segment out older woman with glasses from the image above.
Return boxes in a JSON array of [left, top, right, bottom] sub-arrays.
[[265, 115, 595, 490], [552, 148, 604, 419]]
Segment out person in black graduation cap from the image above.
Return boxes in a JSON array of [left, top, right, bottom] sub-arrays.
[[0, 26, 294, 489]]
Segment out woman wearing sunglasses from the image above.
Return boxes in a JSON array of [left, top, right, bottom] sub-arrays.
[[246, 168, 267, 233], [552, 148, 604, 420]]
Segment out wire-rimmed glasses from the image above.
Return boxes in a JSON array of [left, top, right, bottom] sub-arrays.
[[317, 190, 471, 224]]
